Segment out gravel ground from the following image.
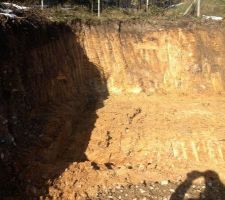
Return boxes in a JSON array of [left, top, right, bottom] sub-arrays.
[[93, 172, 225, 200]]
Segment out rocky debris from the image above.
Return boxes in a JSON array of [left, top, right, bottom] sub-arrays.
[[94, 180, 225, 200]]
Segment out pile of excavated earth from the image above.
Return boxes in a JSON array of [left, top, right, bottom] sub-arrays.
[[0, 3, 225, 200]]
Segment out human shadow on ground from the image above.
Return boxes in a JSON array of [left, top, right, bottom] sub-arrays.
[[170, 170, 225, 200]]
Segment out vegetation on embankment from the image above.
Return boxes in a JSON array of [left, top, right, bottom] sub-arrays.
[[43, 5, 165, 23], [2, 0, 225, 23], [166, 0, 225, 17]]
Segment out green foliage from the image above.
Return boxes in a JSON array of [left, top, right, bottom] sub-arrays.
[[165, 0, 225, 17], [3, 0, 225, 21], [45, 5, 165, 22]]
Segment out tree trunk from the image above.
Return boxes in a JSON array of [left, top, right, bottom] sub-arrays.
[[184, 0, 196, 16], [98, 0, 100, 18], [146, 0, 149, 11], [197, 0, 201, 17], [91, 0, 93, 14], [41, 0, 44, 10]]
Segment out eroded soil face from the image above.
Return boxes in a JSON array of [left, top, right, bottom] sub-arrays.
[[0, 14, 225, 200]]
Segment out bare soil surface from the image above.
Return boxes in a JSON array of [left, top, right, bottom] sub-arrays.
[[44, 94, 225, 199]]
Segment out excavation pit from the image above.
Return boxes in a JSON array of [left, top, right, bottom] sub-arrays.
[[0, 14, 225, 199]]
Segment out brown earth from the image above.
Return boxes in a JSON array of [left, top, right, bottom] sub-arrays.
[[46, 94, 225, 199], [0, 14, 225, 200]]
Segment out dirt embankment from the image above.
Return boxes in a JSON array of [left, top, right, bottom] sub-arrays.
[[0, 15, 107, 198], [72, 19, 225, 95], [0, 14, 225, 200]]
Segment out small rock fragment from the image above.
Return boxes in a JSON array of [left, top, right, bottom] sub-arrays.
[[169, 189, 175, 193], [161, 180, 169, 186], [115, 185, 121, 189], [207, 182, 213, 187], [139, 188, 145, 193], [185, 193, 190, 198]]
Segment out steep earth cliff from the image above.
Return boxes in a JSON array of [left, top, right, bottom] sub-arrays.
[[77, 20, 225, 94], [0, 15, 107, 198]]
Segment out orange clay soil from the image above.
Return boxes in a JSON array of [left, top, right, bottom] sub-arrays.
[[31, 94, 225, 199]]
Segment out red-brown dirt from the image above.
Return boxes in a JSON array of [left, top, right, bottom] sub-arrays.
[[45, 94, 225, 199]]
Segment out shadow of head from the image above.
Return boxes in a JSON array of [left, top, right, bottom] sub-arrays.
[[203, 170, 220, 182], [170, 170, 225, 200]]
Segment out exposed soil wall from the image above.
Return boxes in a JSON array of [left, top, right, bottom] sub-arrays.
[[76, 20, 225, 94], [0, 16, 107, 198]]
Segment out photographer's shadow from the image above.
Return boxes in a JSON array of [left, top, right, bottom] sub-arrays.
[[170, 170, 225, 200]]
